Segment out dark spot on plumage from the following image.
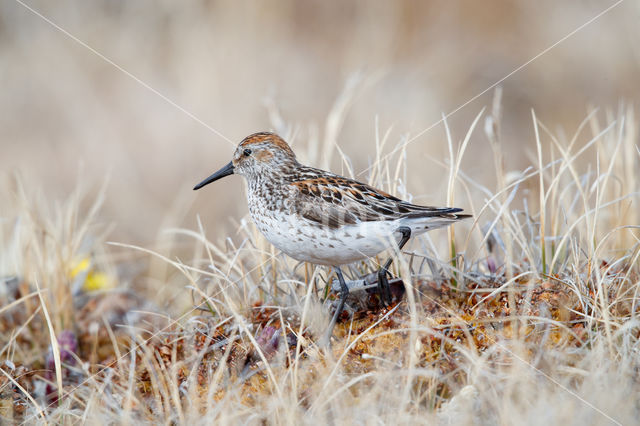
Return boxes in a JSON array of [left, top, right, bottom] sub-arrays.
[[326, 216, 342, 228], [379, 190, 401, 201], [349, 189, 364, 200], [322, 194, 333, 202], [328, 243, 335, 248], [373, 206, 395, 216], [405, 211, 446, 219], [356, 234, 365, 239]]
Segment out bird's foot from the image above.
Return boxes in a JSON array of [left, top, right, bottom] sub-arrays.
[[321, 268, 349, 347], [330, 272, 404, 307], [377, 267, 393, 306]]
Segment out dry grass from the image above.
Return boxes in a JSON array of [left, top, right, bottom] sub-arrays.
[[1, 93, 639, 425]]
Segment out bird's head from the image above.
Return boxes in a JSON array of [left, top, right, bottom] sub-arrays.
[[193, 132, 297, 190]]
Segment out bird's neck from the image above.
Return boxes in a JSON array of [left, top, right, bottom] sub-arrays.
[[245, 162, 299, 211], [247, 160, 299, 189]]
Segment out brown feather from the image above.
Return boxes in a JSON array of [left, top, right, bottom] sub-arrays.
[[289, 167, 465, 227]]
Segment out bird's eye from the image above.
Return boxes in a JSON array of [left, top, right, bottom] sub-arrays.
[[243, 149, 252, 157]]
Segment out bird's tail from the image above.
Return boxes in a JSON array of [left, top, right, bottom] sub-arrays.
[[400, 210, 471, 233]]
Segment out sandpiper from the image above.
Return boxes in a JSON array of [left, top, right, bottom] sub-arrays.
[[194, 132, 470, 341]]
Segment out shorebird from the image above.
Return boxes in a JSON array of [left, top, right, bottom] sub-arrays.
[[194, 132, 470, 342]]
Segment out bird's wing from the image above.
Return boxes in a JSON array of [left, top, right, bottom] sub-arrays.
[[289, 168, 466, 229]]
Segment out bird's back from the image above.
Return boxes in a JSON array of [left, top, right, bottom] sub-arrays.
[[287, 166, 469, 228]]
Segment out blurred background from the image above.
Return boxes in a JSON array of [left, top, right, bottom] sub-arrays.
[[2, 0, 638, 245]]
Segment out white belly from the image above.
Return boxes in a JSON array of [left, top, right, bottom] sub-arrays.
[[250, 209, 401, 266]]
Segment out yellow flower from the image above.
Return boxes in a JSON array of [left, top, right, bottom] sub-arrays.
[[83, 271, 114, 291], [69, 257, 115, 291], [69, 257, 91, 279]]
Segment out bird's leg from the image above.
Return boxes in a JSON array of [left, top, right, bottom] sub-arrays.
[[322, 267, 349, 346], [377, 226, 412, 306]]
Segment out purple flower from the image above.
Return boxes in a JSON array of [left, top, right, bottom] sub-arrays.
[[45, 330, 78, 400], [256, 326, 280, 356]]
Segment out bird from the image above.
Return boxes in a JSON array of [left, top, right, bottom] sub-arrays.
[[194, 132, 470, 342]]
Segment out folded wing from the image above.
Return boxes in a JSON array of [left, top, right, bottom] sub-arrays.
[[289, 167, 468, 229]]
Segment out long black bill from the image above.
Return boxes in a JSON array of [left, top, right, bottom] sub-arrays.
[[193, 162, 234, 190]]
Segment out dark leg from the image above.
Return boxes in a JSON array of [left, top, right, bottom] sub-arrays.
[[378, 226, 412, 306], [322, 267, 349, 346]]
